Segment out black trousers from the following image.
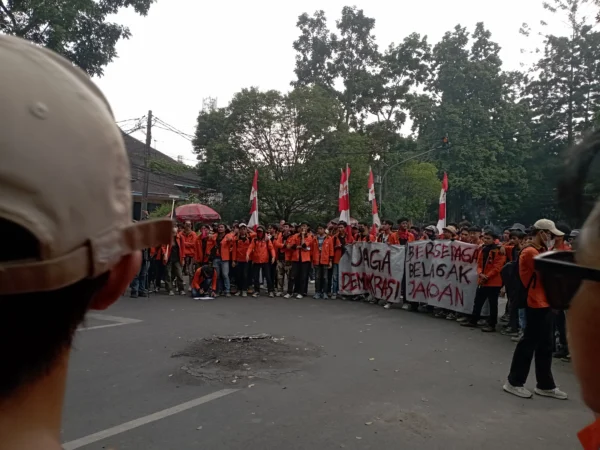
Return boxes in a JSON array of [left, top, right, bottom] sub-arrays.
[[469, 286, 501, 327], [151, 259, 164, 290], [508, 307, 556, 390], [555, 310, 568, 353], [290, 261, 310, 295], [235, 261, 249, 292], [315, 264, 329, 294], [253, 263, 273, 292]]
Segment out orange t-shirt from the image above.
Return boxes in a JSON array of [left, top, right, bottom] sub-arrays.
[[519, 245, 548, 308], [579, 418, 600, 450]]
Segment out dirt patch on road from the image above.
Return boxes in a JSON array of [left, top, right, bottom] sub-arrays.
[[171, 333, 323, 385]]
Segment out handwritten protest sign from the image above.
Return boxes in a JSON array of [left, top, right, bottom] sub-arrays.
[[405, 240, 480, 313], [339, 242, 406, 303]]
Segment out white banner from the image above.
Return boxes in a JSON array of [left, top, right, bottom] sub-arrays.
[[339, 242, 406, 303], [405, 240, 480, 313]]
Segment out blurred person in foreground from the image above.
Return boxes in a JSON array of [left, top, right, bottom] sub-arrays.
[[0, 35, 172, 449], [549, 130, 600, 448]]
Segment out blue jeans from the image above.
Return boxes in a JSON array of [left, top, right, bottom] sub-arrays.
[[130, 260, 149, 294], [331, 263, 339, 294], [192, 278, 212, 297], [519, 308, 527, 330], [213, 258, 231, 293]]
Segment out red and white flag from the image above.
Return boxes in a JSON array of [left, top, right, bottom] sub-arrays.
[[368, 167, 381, 236], [338, 164, 351, 224], [247, 169, 259, 231], [436, 172, 448, 234]]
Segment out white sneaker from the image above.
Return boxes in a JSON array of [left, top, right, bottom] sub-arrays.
[[241, 292, 247, 297], [309, 280, 315, 284], [331, 294, 337, 300], [168, 291, 175, 296], [401, 303, 411, 310], [383, 303, 391, 309], [534, 387, 568, 400], [283, 294, 291, 299], [296, 294, 303, 299], [503, 383, 533, 398]]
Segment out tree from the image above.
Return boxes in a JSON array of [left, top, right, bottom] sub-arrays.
[[0, 0, 155, 76], [519, 0, 600, 222], [415, 23, 531, 223], [193, 85, 371, 223], [292, 7, 381, 129]]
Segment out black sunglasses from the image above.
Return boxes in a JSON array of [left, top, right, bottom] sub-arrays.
[[534, 251, 600, 310]]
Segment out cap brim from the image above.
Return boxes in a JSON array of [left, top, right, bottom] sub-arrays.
[[550, 227, 565, 236], [0, 218, 173, 295]]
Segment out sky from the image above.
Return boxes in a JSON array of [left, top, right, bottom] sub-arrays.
[[95, 0, 579, 166]]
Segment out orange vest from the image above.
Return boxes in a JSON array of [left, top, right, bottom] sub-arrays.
[[312, 234, 334, 265], [233, 235, 252, 262], [477, 245, 506, 287], [179, 231, 197, 258], [247, 238, 275, 264], [519, 245, 548, 308]]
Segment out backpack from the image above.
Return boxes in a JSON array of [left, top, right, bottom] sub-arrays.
[[503, 244, 538, 308]]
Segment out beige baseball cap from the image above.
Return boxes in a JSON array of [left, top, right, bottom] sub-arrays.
[[532, 219, 565, 236], [0, 35, 172, 295]]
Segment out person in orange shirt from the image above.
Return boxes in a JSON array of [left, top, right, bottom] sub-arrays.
[[396, 217, 415, 244], [180, 220, 198, 291], [377, 220, 399, 245], [191, 264, 217, 298], [246, 225, 276, 297], [208, 224, 235, 296], [355, 224, 374, 242], [461, 229, 507, 332], [232, 223, 252, 297], [274, 222, 294, 296], [312, 224, 334, 299], [149, 246, 165, 293], [162, 226, 186, 295], [503, 219, 567, 400], [330, 221, 354, 299], [285, 222, 314, 299]]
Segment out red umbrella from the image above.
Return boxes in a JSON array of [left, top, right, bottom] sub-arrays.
[[174, 203, 221, 222]]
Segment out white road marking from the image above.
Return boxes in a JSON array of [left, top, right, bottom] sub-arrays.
[[77, 313, 142, 332], [62, 389, 238, 449]]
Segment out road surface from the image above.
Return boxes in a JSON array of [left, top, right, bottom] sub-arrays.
[[62, 293, 590, 449]]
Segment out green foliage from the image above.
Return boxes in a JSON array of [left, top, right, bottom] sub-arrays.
[[191, 2, 600, 227], [0, 0, 155, 76]]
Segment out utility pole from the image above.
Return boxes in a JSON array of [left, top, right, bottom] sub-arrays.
[[140, 110, 152, 218]]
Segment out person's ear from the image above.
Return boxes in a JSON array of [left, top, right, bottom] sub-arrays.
[[90, 251, 142, 311]]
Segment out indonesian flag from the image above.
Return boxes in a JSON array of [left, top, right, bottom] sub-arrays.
[[436, 172, 448, 234], [368, 167, 381, 236], [338, 164, 351, 225], [247, 169, 259, 231]]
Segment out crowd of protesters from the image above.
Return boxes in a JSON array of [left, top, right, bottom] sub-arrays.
[[129, 214, 577, 401]]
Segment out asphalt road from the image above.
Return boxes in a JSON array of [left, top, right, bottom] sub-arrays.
[[63, 292, 591, 450]]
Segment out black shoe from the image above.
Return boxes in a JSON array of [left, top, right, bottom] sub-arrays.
[[130, 291, 139, 298], [481, 326, 496, 333], [139, 291, 148, 297], [460, 322, 477, 328], [501, 327, 519, 337]]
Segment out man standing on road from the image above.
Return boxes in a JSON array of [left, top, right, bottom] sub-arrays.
[[181, 220, 198, 291], [503, 219, 567, 400], [0, 34, 172, 450], [247, 225, 276, 297], [275, 222, 293, 296], [163, 227, 186, 296], [461, 229, 506, 332], [312, 224, 333, 299]]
